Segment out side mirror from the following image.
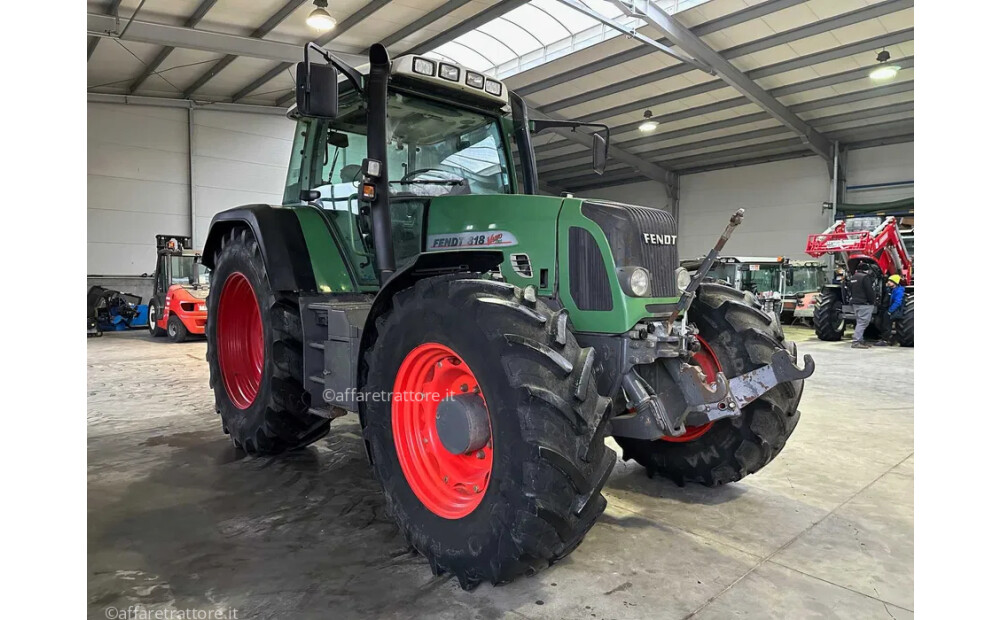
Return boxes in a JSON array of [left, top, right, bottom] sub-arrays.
[[295, 61, 339, 118], [592, 132, 608, 175]]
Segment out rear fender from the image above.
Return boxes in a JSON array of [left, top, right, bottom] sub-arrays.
[[202, 205, 317, 293]]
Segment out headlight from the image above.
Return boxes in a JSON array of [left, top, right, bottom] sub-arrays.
[[618, 267, 651, 297], [484, 79, 503, 96], [412, 57, 435, 76], [675, 267, 692, 292]]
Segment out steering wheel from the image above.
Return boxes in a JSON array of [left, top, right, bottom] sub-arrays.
[[399, 167, 460, 183]]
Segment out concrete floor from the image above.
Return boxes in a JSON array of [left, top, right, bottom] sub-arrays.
[[88, 325, 913, 619]]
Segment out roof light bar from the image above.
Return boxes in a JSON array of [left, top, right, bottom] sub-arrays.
[[412, 57, 435, 76]]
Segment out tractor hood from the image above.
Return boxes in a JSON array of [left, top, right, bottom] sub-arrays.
[[424, 194, 682, 334]]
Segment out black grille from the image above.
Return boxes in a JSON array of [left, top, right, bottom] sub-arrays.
[[569, 227, 613, 311], [581, 201, 679, 298]]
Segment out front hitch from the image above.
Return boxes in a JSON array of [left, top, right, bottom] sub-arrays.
[[610, 349, 815, 441]]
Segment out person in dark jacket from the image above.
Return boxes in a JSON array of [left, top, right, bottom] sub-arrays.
[[874, 274, 906, 346], [848, 264, 876, 349]]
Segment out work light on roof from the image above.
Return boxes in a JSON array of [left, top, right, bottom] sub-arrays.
[[466, 72, 485, 89], [439, 63, 460, 82], [484, 79, 503, 96], [413, 57, 435, 76]]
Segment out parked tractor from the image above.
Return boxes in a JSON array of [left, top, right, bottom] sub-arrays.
[[681, 256, 789, 320], [201, 44, 814, 588], [148, 235, 211, 342], [781, 261, 827, 325], [806, 217, 914, 346]]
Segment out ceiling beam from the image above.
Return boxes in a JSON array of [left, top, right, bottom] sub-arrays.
[[270, 0, 533, 105], [379, 0, 468, 50], [512, 0, 808, 96], [182, 0, 310, 98], [609, 0, 832, 161], [86, 13, 367, 66], [228, 0, 393, 103], [88, 0, 123, 61], [405, 0, 532, 55], [126, 0, 220, 93], [567, 29, 912, 127], [539, 0, 911, 114], [535, 58, 915, 158], [88, 92, 287, 115], [553, 0, 714, 73], [538, 85, 915, 169], [542, 102, 913, 179]]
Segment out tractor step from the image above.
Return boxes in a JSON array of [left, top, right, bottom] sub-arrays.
[[299, 296, 373, 418]]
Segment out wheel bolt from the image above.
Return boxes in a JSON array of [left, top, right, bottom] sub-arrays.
[[460, 384, 468, 392], [474, 485, 481, 493], [472, 386, 480, 394], [443, 476, 449, 483], [476, 450, 485, 459]]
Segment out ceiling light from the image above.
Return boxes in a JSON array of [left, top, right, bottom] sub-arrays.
[[869, 49, 899, 81], [638, 109, 658, 133], [307, 1, 336, 31]]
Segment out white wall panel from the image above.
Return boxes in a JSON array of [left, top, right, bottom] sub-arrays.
[[577, 142, 914, 261], [88, 102, 295, 276]]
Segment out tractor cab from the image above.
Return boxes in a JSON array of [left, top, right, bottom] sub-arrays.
[[148, 235, 211, 342]]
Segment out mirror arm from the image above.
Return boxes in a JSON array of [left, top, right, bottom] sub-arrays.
[[304, 42, 365, 96]]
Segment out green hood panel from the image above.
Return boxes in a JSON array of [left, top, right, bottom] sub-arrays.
[[424, 194, 564, 296]]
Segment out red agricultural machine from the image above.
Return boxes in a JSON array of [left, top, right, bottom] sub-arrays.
[[805, 216, 914, 346]]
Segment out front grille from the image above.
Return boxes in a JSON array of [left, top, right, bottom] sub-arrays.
[[582, 201, 679, 298], [569, 227, 613, 311]]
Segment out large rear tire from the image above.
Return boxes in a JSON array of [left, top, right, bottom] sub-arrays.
[[206, 228, 330, 455], [361, 277, 615, 589], [614, 283, 803, 487], [813, 293, 845, 341], [897, 295, 914, 347]]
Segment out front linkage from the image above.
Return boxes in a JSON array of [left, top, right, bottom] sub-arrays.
[[607, 210, 815, 441]]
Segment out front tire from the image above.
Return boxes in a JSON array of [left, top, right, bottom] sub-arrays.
[[813, 293, 845, 341], [897, 295, 914, 347], [206, 228, 330, 455], [614, 283, 803, 487], [361, 277, 615, 589]]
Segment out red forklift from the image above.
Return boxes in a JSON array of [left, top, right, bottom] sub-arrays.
[[148, 235, 211, 342], [805, 216, 913, 346]]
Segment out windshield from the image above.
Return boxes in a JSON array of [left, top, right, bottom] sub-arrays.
[[170, 256, 210, 286], [741, 265, 782, 294], [786, 266, 824, 294], [291, 89, 513, 206]]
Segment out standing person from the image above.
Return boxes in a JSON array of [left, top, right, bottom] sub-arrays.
[[874, 274, 906, 346], [848, 264, 876, 349]]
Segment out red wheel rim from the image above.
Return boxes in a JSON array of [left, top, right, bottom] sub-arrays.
[[217, 272, 264, 410], [661, 336, 721, 442], [392, 343, 493, 519]]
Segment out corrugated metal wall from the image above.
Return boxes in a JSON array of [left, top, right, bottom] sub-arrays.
[[87, 102, 295, 276]]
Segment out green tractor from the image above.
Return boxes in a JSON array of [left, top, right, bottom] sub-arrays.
[[202, 44, 814, 589]]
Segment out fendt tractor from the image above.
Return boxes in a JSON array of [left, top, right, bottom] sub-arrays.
[[806, 216, 914, 346], [202, 44, 814, 589]]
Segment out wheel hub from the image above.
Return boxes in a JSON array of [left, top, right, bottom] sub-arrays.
[[392, 343, 493, 519], [661, 335, 720, 443], [435, 393, 491, 456]]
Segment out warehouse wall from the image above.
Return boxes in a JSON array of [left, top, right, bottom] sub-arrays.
[[579, 142, 914, 260], [87, 101, 296, 283]]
